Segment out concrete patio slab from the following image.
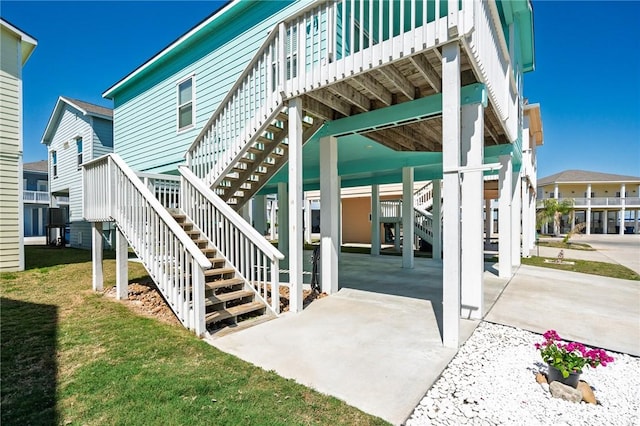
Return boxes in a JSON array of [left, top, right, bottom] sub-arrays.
[[572, 234, 640, 275], [485, 264, 640, 356], [208, 253, 509, 425]]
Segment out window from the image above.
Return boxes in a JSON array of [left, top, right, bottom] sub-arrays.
[[76, 138, 83, 168], [52, 151, 57, 178], [177, 77, 194, 131]]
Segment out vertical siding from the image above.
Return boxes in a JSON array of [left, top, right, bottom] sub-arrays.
[[113, 1, 310, 173], [0, 27, 21, 271]]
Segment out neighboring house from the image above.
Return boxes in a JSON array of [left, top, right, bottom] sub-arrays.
[[22, 160, 49, 242], [41, 96, 114, 248], [0, 18, 37, 272], [85, 0, 539, 347], [537, 170, 640, 235]]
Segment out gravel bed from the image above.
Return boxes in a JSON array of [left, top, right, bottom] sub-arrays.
[[406, 322, 639, 426]]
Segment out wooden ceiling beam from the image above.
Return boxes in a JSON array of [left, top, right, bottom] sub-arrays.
[[354, 73, 393, 106], [301, 96, 335, 121], [328, 81, 372, 112], [409, 53, 442, 93], [379, 64, 416, 100], [306, 89, 352, 117]]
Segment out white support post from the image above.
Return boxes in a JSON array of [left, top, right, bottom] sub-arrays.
[[511, 174, 522, 267], [320, 135, 339, 294], [498, 155, 513, 278], [371, 184, 380, 256], [554, 184, 559, 200], [603, 212, 608, 235], [586, 183, 592, 235], [253, 195, 267, 235], [192, 260, 206, 336], [91, 222, 103, 291], [304, 195, 312, 244], [485, 199, 492, 245], [441, 42, 461, 348], [620, 183, 626, 235], [270, 199, 277, 240], [278, 182, 289, 264], [402, 167, 415, 269], [432, 179, 442, 260], [394, 222, 401, 252], [288, 97, 303, 313], [635, 209, 639, 234], [116, 227, 128, 300], [521, 183, 530, 258], [460, 102, 484, 319]]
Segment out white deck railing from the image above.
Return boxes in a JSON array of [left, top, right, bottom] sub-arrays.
[[137, 172, 181, 210], [179, 166, 284, 314], [23, 190, 50, 203], [414, 207, 433, 244], [537, 197, 640, 208], [83, 154, 211, 335], [414, 181, 433, 210], [186, 0, 481, 187]]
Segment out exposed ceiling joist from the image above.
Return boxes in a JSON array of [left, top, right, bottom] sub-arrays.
[[379, 64, 416, 100], [409, 54, 441, 93], [354, 73, 393, 106]]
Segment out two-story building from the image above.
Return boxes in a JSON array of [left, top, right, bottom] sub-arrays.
[[22, 160, 49, 243], [0, 18, 37, 272], [537, 170, 640, 235], [84, 0, 539, 351], [41, 96, 114, 248]]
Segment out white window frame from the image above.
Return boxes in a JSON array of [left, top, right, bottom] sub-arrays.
[[76, 137, 83, 169], [176, 74, 196, 133], [52, 150, 57, 178]]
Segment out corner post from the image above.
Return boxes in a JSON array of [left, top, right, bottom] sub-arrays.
[[288, 97, 303, 313], [320, 135, 339, 294], [402, 167, 415, 269], [441, 41, 461, 348], [498, 155, 513, 278], [116, 227, 128, 299], [92, 222, 103, 291]]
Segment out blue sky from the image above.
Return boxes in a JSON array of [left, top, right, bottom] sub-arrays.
[[3, 0, 639, 178]]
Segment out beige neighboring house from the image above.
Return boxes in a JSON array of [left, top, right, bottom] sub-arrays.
[[537, 170, 640, 235], [0, 18, 37, 272]]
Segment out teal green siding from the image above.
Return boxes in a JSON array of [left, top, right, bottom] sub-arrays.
[[110, 0, 309, 174]]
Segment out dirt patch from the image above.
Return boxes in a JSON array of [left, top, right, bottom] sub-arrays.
[[103, 277, 180, 326], [273, 286, 328, 312]]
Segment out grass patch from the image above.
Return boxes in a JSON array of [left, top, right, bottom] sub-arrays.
[[535, 240, 594, 251], [1, 247, 388, 425], [522, 256, 640, 281]]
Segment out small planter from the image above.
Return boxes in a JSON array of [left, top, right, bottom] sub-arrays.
[[547, 364, 581, 388]]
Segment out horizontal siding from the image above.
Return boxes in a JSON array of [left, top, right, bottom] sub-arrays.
[[91, 117, 114, 159], [0, 70, 20, 153], [0, 153, 20, 271], [70, 221, 92, 249], [49, 106, 90, 192], [114, 1, 309, 173]]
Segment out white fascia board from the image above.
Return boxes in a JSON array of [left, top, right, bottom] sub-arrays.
[[41, 97, 66, 145], [0, 18, 37, 63], [102, 0, 241, 99]]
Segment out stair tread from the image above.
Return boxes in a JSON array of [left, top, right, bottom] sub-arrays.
[[205, 277, 244, 290], [204, 267, 235, 276], [205, 301, 265, 324], [206, 289, 254, 305]]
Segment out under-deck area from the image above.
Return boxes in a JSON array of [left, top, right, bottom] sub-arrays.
[[211, 251, 510, 424]]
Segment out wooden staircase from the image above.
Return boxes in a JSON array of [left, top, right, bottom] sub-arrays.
[[215, 110, 322, 210], [171, 211, 267, 330]]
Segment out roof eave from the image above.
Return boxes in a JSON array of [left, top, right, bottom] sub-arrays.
[[41, 97, 66, 145], [102, 0, 240, 100], [0, 18, 38, 65]]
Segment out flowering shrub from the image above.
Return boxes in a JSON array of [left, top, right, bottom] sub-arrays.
[[535, 330, 614, 378]]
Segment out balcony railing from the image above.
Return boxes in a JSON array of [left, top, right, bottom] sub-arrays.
[[23, 190, 49, 203], [538, 197, 640, 208]]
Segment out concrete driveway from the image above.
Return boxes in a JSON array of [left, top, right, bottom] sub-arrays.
[[571, 234, 640, 275]]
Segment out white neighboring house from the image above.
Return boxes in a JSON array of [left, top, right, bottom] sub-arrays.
[[0, 18, 36, 272], [41, 96, 113, 249]]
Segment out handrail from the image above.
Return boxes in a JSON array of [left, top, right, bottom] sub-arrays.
[[84, 154, 211, 269], [180, 166, 284, 261], [180, 165, 283, 314]]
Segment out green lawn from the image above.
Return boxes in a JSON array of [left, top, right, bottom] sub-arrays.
[[535, 240, 594, 251], [521, 256, 640, 281], [1, 246, 388, 426]]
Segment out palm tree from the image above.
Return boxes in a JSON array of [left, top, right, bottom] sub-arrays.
[[537, 198, 574, 237]]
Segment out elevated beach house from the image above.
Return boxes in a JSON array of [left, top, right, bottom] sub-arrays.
[[537, 170, 640, 235], [84, 0, 541, 347], [42, 96, 114, 248], [0, 18, 37, 272]]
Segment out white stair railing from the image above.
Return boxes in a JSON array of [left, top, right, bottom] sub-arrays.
[[414, 181, 433, 210], [83, 154, 212, 336], [187, 0, 475, 188], [414, 207, 433, 245], [179, 166, 284, 314]]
